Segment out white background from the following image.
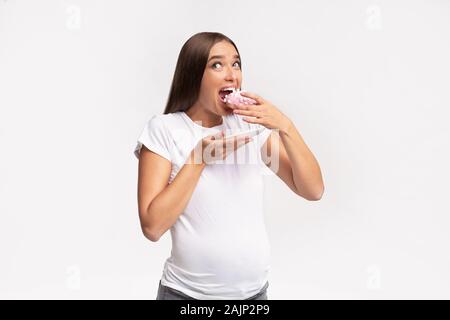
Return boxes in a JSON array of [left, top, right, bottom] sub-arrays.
[[1, 0, 449, 299]]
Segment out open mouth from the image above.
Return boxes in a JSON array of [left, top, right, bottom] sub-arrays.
[[218, 88, 235, 103]]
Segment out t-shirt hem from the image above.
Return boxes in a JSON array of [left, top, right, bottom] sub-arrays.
[[160, 277, 269, 300]]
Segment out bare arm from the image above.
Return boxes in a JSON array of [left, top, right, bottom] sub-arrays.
[[137, 147, 205, 242], [228, 90, 324, 201], [262, 122, 324, 201], [137, 131, 252, 242]]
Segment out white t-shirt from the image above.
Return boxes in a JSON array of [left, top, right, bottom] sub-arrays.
[[134, 110, 272, 300]]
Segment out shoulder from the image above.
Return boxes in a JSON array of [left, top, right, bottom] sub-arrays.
[[134, 113, 177, 161], [146, 113, 171, 126], [144, 113, 179, 133]]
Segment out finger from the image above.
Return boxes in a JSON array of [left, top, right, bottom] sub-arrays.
[[242, 116, 263, 124], [235, 136, 253, 149], [223, 136, 240, 147], [221, 136, 244, 152], [219, 136, 253, 159], [233, 109, 262, 117], [223, 134, 247, 145], [233, 103, 262, 112], [233, 103, 249, 110], [235, 135, 253, 145], [240, 136, 253, 145], [210, 130, 225, 140]]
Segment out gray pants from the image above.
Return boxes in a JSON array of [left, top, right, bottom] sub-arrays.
[[156, 281, 269, 300]]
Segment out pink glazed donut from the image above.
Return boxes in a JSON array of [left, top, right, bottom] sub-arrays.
[[224, 89, 257, 105]]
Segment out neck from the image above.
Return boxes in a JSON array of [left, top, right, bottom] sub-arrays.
[[185, 104, 223, 128]]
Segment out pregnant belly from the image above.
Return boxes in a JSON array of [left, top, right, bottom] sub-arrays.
[[170, 226, 271, 285]]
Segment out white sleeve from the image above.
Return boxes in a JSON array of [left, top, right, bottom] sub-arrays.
[[249, 122, 274, 176], [133, 115, 172, 161], [251, 123, 272, 150]]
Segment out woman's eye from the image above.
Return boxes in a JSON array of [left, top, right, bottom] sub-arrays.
[[212, 61, 241, 69]]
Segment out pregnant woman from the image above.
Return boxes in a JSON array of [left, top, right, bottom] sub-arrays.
[[134, 32, 324, 300]]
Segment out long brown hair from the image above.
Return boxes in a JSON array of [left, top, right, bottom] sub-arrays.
[[163, 32, 241, 114]]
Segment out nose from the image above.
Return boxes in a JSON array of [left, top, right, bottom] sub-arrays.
[[224, 65, 238, 84]]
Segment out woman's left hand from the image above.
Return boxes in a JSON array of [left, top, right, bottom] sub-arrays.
[[232, 91, 292, 133]]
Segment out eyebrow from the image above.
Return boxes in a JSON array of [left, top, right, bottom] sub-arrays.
[[208, 54, 240, 62]]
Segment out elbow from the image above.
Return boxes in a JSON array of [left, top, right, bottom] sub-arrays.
[[140, 206, 163, 242], [310, 186, 324, 201], [299, 186, 324, 201], [307, 193, 323, 201], [142, 226, 162, 242]]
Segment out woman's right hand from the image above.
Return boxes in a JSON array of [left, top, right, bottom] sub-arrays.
[[188, 131, 253, 165]]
